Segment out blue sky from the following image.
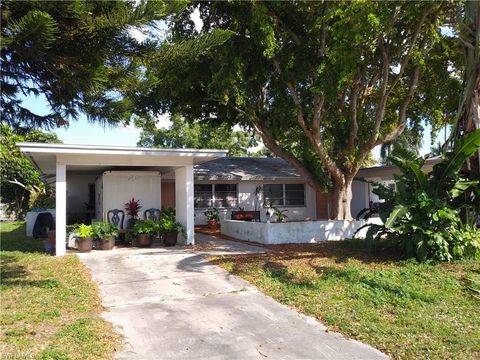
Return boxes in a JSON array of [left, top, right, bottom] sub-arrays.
[[21, 94, 141, 146]]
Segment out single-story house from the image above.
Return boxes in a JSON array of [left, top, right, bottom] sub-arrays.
[[18, 142, 440, 254]]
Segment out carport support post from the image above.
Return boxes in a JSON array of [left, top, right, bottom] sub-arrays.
[[175, 165, 195, 245], [55, 162, 67, 256]]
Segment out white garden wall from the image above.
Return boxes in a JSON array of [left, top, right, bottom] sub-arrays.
[[220, 218, 383, 244]]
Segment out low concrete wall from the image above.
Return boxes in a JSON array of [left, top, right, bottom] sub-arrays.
[[220, 218, 383, 244]]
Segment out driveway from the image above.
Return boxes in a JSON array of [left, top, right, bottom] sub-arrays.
[[78, 235, 387, 360]]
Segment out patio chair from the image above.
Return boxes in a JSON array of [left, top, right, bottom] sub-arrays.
[[107, 209, 125, 230], [144, 208, 161, 222]]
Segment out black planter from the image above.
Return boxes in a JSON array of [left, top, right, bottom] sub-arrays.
[[163, 232, 178, 247]]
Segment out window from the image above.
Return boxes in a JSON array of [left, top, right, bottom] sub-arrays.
[[285, 184, 305, 206], [194, 184, 212, 208], [214, 184, 237, 208], [263, 184, 283, 206], [194, 184, 238, 208], [263, 183, 305, 207]]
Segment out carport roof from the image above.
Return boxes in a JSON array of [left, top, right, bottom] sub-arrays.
[[17, 142, 228, 176]]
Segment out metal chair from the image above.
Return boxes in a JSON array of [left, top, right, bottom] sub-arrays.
[[107, 209, 125, 230], [144, 208, 161, 222]]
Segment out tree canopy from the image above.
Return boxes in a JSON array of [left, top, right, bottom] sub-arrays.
[[136, 1, 462, 219], [1, 0, 185, 131], [136, 114, 258, 156]]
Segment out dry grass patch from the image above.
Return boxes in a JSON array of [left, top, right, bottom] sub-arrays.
[[1, 222, 120, 360], [210, 240, 480, 360]]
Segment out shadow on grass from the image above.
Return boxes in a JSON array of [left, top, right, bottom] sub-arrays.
[[1, 222, 45, 253]]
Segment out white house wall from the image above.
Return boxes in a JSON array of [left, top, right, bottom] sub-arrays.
[[194, 180, 317, 225], [101, 171, 162, 221], [350, 180, 369, 218]]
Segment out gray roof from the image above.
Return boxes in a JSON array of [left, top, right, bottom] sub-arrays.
[[194, 157, 302, 181], [194, 156, 443, 182]]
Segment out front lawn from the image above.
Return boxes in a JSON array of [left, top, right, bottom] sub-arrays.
[[0, 221, 119, 359], [211, 240, 480, 360]]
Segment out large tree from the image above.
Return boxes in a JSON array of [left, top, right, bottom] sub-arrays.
[[0, 125, 61, 218], [1, 0, 186, 131], [136, 1, 461, 219], [136, 114, 257, 156]]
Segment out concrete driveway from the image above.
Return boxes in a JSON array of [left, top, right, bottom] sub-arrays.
[[78, 235, 387, 360]]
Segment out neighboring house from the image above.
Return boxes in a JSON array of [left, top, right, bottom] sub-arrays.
[[17, 142, 441, 255]]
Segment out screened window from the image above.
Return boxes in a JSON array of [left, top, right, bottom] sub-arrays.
[[214, 184, 238, 208], [194, 184, 238, 208], [263, 184, 284, 206], [194, 184, 213, 208], [263, 183, 305, 207], [285, 184, 305, 206]]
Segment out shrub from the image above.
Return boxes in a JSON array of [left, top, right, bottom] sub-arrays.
[[77, 224, 93, 238], [132, 219, 157, 236], [356, 129, 480, 261], [92, 221, 119, 240]]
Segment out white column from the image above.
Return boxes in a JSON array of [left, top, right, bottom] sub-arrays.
[[175, 165, 195, 245], [55, 162, 67, 256]]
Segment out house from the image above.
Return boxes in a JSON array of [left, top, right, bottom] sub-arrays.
[[18, 142, 440, 254]]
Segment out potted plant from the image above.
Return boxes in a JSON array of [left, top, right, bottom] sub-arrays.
[[124, 197, 141, 229], [204, 208, 220, 228], [132, 219, 156, 247], [92, 221, 119, 250], [160, 208, 186, 247], [77, 224, 93, 252], [272, 206, 288, 223]]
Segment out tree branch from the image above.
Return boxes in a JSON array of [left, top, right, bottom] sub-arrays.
[[377, 66, 420, 144], [252, 116, 325, 191]]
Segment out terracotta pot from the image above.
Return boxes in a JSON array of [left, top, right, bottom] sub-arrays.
[[136, 233, 151, 247], [163, 232, 178, 247], [99, 238, 115, 250], [207, 220, 218, 229], [77, 237, 93, 252]]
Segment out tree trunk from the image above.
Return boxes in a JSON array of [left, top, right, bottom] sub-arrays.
[[330, 176, 353, 220]]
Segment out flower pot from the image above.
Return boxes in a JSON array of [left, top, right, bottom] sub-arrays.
[[207, 220, 218, 229], [99, 238, 115, 250], [77, 237, 93, 252], [163, 232, 178, 247], [151, 235, 162, 245], [136, 233, 151, 247]]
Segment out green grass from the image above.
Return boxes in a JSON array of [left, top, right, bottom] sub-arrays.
[[210, 241, 480, 360], [0, 222, 119, 359]]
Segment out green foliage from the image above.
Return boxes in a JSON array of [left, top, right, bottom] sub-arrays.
[[0, 125, 61, 218], [159, 208, 186, 237], [132, 219, 157, 236], [271, 206, 288, 222], [92, 221, 119, 240], [136, 114, 257, 156], [360, 129, 480, 261], [1, 0, 185, 130], [77, 224, 93, 239], [203, 208, 220, 222]]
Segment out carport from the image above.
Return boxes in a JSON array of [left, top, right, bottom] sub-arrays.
[[17, 142, 227, 256]]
